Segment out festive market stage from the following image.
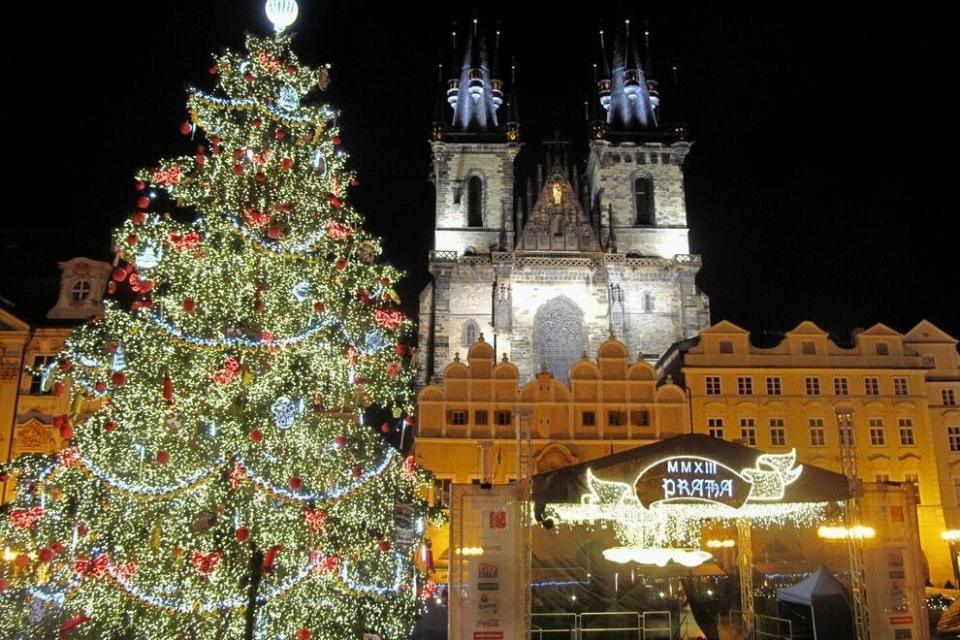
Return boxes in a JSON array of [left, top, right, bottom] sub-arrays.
[[441, 434, 931, 640]]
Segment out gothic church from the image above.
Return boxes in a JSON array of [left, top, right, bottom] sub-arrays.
[[417, 21, 710, 383]]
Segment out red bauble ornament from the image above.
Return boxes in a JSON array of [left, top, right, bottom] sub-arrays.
[[127, 234, 139, 246], [395, 344, 407, 357], [378, 539, 391, 552], [404, 415, 416, 426], [233, 164, 245, 175], [179, 122, 192, 135], [333, 435, 347, 451], [111, 268, 127, 282], [135, 181, 145, 191], [51, 542, 64, 554], [351, 466, 363, 478], [162, 375, 174, 405], [131, 211, 146, 225], [332, 136, 342, 146], [288, 476, 302, 491], [235, 527, 251, 542], [263, 545, 283, 571], [77, 524, 88, 538], [210, 135, 221, 146], [255, 171, 266, 183], [380, 277, 391, 287], [275, 128, 286, 140], [111, 371, 125, 386], [267, 226, 283, 240], [252, 118, 262, 128], [335, 257, 347, 270], [59, 424, 73, 440], [244, 72, 254, 82], [59, 362, 71, 376], [350, 177, 360, 187], [137, 196, 150, 209], [52, 382, 65, 396], [104, 421, 117, 433], [156, 451, 170, 465], [39, 548, 55, 563], [329, 194, 342, 208], [381, 422, 391, 434], [281, 158, 293, 170], [233, 148, 245, 159], [131, 301, 143, 312], [182, 298, 196, 313], [297, 629, 311, 640], [14, 555, 28, 570], [95, 381, 106, 394], [286, 64, 297, 73], [0, 579, 7, 592], [250, 429, 264, 443], [208, 65, 218, 75], [313, 301, 325, 313]]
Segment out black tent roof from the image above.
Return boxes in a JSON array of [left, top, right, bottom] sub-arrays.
[[533, 434, 851, 507]]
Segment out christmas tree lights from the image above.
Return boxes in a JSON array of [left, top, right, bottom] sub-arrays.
[[0, 3, 435, 638]]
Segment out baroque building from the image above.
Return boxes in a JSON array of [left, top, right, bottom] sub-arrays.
[[0, 258, 109, 499], [417, 21, 710, 385]]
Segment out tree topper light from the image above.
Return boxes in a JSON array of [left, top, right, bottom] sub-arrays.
[[265, 0, 298, 32]]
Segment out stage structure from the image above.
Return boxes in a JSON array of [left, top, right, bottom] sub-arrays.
[[532, 434, 853, 636]]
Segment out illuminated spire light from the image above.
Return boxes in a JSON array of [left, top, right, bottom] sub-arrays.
[[265, 0, 299, 33]]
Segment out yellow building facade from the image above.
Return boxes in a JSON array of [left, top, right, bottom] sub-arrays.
[[416, 320, 960, 587], [1, 258, 111, 499], [661, 319, 960, 586], [415, 334, 690, 580]]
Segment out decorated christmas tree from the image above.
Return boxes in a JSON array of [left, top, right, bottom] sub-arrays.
[[0, 2, 436, 638]]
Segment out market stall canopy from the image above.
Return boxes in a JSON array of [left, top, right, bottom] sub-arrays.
[[776, 566, 846, 605], [533, 434, 851, 511]]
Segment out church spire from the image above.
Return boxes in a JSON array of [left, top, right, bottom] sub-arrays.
[[435, 15, 515, 140]]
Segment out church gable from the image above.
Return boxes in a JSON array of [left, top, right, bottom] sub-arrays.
[[517, 171, 599, 252]]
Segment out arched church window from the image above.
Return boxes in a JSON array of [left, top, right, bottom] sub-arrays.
[[467, 175, 483, 227], [634, 174, 654, 225], [534, 297, 585, 383], [643, 293, 654, 313], [464, 321, 479, 347]]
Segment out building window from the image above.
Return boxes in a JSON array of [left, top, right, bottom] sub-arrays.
[[801, 341, 816, 355], [833, 377, 849, 396], [494, 411, 512, 426], [809, 418, 826, 447], [869, 418, 885, 446], [948, 427, 960, 452], [448, 410, 467, 426], [630, 410, 650, 427], [707, 418, 724, 439], [464, 321, 479, 346], [634, 175, 654, 225], [706, 376, 722, 396], [719, 340, 733, 354], [582, 411, 596, 427], [944, 389, 957, 406], [766, 377, 782, 396], [608, 411, 625, 427], [28, 355, 56, 394], [71, 280, 92, 302], [467, 175, 483, 227], [904, 473, 920, 503], [769, 418, 786, 446], [433, 478, 452, 507], [534, 297, 585, 385], [893, 377, 908, 396], [875, 342, 890, 355], [643, 293, 654, 313], [737, 377, 753, 396], [804, 377, 821, 396], [898, 418, 915, 446], [740, 418, 757, 446], [474, 410, 489, 425], [864, 377, 880, 396]]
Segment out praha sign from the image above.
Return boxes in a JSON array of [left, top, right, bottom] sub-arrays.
[[630, 452, 803, 509], [635, 457, 751, 508]]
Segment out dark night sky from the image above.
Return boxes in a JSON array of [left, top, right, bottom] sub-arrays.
[[2, 2, 957, 341]]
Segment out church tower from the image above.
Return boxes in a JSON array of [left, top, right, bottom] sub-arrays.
[[418, 20, 710, 385]]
